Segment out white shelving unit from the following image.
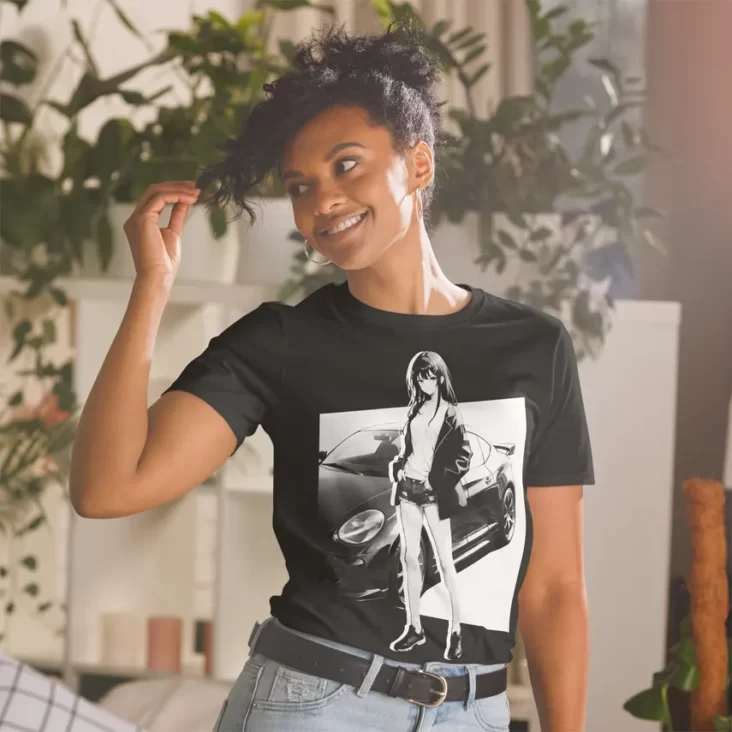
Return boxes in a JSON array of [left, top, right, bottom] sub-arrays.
[[0, 276, 284, 684]]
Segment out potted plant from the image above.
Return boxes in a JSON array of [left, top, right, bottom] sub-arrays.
[[278, 0, 667, 360], [0, 0, 172, 645]]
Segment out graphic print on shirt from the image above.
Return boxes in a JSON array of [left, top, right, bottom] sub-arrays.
[[317, 350, 527, 661]]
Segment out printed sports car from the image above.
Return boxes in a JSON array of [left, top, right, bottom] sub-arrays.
[[318, 423, 516, 601]]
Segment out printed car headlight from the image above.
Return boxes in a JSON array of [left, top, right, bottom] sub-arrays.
[[337, 510, 385, 545]]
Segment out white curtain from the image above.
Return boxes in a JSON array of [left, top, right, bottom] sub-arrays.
[[266, 0, 533, 124]]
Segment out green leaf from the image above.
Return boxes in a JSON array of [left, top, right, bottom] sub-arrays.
[[105, 0, 143, 38], [0, 92, 32, 124], [0, 40, 38, 86], [497, 230, 518, 251], [0, 567, 6, 577], [613, 156, 648, 176], [278, 39, 298, 63], [622, 686, 667, 721], [635, 206, 665, 219], [714, 715, 732, 731], [10, 319, 32, 360], [71, 19, 99, 77], [2, 0, 29, 9], [588, 56, 622, 94], [529, 226, 553, 242], [42, 318, 56, 344], [6, 602, 14, 615], [49, 287, 69, 306], [23, 582, 39, 597], [621, 121, 637, 147], [37, 601, 52, 613], [9, 390, 22, 406], [670, 660, 699, 691], [466, 63, 490, 88], [462, 44, 487, 66], [118, 89, 145, 105], [432, 19, 451, 37], [447, 27, 472, 46], [543, 6, 568, 21], [519, 249, 538, 262], [258, 0, 335, 14], [20, 554, 38, 569]]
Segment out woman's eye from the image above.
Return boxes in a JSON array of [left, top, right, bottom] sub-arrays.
[[337, 159, 358, 174], [288, 183, 307, 197]]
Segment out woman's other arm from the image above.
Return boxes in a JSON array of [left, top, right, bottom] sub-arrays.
[[518, 484, 588, 732]]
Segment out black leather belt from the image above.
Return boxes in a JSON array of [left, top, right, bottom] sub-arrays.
[[249, 621, 508, 708]]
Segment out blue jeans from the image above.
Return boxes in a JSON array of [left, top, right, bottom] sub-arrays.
[[213, 618, 511, 732]]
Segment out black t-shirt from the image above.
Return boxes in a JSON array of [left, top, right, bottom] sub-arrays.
[[164, 282, 595, 665]]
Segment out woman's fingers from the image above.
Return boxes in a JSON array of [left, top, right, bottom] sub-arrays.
[[133, 192, 200, 226], [167, 201, 193, 237], [132, 182, 199, 217]]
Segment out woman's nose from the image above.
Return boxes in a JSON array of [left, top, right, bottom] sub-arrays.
[[312, 182, 347, 214]]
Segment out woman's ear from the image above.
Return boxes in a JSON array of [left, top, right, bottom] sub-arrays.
[[409, 140, 433, 194]]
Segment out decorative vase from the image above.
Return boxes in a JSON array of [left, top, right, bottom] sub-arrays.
[[100, 612, 143, 667], [236, 196, 297, 286], [146, 616, 183, 673]]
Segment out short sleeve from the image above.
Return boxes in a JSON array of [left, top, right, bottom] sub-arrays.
[[525, 323, 595, 487], [162, 303, 284, 454]]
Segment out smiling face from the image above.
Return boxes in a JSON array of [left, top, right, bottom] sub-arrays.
[[280, 104, 432, 270]]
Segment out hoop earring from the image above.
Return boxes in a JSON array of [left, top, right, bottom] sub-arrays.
[[304, 240, 331, 266]]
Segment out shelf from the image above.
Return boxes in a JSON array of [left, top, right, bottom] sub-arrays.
[[72, 661, 213, 682], [0, 275, 276, 307]]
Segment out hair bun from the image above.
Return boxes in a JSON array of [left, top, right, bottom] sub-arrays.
[[293, 22, 440, 99]]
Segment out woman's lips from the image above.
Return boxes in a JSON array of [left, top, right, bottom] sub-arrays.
[[319, 211, 369, 239]]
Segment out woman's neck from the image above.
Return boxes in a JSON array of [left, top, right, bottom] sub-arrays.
[[346, 217, 471, 316]]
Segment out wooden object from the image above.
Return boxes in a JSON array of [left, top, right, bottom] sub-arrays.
[[683, 478, 729, 729]]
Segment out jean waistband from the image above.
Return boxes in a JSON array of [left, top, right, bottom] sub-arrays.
[[250, 617, 508, 677]]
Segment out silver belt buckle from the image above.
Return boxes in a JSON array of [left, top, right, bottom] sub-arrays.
[[408, 670, 448, 708]]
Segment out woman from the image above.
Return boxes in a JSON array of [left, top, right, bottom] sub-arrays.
[[389, 351, 472, 661], [69, 20, 594, 732]]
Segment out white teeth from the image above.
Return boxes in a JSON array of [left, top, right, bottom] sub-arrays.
[[325, 212, 366, 236]]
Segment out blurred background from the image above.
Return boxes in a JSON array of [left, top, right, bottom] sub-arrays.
[[1, 0, 731, 730]]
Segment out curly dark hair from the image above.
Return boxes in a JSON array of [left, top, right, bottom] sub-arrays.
[[196, 21, 445, 227]]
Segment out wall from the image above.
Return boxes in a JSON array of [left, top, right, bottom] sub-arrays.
[[640, 0, 732, 583]]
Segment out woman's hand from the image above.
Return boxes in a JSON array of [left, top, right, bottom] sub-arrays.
[[123, 181, 200, 283], [397, 469, 405, 482], [456, 484, 467, 508]]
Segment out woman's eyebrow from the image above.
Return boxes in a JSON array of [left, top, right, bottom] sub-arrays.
[[282, 142, 367, 181]]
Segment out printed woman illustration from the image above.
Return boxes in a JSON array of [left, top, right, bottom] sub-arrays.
[[388, 351, 472, 661]]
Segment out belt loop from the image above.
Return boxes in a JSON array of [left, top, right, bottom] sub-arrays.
[[247, 618, 268, 651], [356, 653, 385, 697], [465, 665, 477, 711]]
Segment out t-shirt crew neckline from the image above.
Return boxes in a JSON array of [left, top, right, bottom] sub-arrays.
[[330, 281, 485, 330]]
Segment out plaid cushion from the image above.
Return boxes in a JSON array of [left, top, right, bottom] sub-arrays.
[[0, 651, 145, 732]]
